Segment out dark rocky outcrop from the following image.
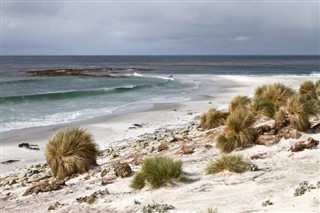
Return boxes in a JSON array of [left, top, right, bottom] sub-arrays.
[[26, 67, 151, 77]]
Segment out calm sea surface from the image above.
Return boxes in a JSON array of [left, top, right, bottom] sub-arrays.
[[1, 55, 319, 132]]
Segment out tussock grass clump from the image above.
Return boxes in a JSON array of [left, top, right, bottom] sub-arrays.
[[315, 80, 320, 96], [45, 127, 99, 180], [249, 96, 275, 118], [299, 80, 317, 100], [216, 108, 256, 153], [205, 154, 251, 174], [254, 83, 294, 109], [200, 108, 228, 130], [228, 96, 251, 114], [130, 156, 183, 190], [276, 94, 318, 131]]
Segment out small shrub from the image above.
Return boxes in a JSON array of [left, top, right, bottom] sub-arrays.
[[254, 83, 294, 110], [262, 200, 273, 207], [131, 172, 146, 190], [45, 127, 99, 180], [216, 108, 256, 153], [274, 108, 287, 123], [315, 80, 320, 96], [299, 80, 317, 100], [130, 156, 183, 189], [294, 181, 317, 197], [205, 154, 251, 174], [142, 203, 175, 213], [276, 94, 318, 131], [200, 108, 228, 130], [249, 96, 275, 118], [228, 96, 251, 114]]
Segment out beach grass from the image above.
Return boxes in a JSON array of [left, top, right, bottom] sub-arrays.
[[205, 154, 251, 174], [228, 95, 251, 114], [216, 108, 256, 153], [299, 80, 318, 100], [315, 80, 320, 96], [249, 96, 275, 118], [200, 108, 228, 130], [275, 94, 317, 131], [45, 127, 98, 180], [130, 156, 183, 190], [254, 83, 294, 110]]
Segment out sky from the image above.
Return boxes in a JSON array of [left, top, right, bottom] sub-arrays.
[[1, 0, 319, 55]]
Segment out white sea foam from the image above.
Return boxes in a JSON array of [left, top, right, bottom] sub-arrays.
[[0, 108, 113, 133]]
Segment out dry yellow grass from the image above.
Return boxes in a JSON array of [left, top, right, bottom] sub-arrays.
[[45, 127, 98, 180]]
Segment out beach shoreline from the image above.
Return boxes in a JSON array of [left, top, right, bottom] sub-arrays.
[[1, 75, 319, 213], [1, 75, 317, 173]]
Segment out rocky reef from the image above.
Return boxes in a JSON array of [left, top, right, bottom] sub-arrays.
[[25, 67, 152, 77]]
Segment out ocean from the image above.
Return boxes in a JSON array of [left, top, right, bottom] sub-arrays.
[[1, 55, 319, 133]]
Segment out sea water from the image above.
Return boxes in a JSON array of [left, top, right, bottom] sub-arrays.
[[1, 55, 319, 133]]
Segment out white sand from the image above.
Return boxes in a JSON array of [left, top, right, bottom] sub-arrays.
[[1, 75, 319, 212]]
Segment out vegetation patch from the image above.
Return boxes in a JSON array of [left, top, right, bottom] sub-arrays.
[[228, 96, 251, 114], [131, 156, 183, 190], [299, 80, 318, 100], [205, 154, 252, 174], [275, 94, 317, 131], [216, 108, 256, 153], [45, 127, 99, 180], [262, 200, 273, 207], [254, 83, 294, 110], [249, 96, 275, 118], [200, 108, 228, 130], [294, 181, 318, 197], [142, 203, 175, 213]]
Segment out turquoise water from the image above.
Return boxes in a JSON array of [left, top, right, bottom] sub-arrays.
[[1, 55, 319, 132]]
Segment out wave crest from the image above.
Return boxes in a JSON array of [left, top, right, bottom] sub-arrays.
[[0, 85, 143, 103]]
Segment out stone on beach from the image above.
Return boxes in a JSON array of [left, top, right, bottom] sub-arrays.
[[23, 180, 66, 196], [157, 141, 169, 152], [290, 137, 319, 152], [255, 135, 281, 146], [113, 162, 132, 178]]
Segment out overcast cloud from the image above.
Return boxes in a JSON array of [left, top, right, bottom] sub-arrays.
[[2, 1, 319, 55]]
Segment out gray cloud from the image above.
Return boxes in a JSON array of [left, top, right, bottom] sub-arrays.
[[2, 1, 319, 55]]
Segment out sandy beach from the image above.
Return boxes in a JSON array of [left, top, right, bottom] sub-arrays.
[[1, 75, 319, 213]]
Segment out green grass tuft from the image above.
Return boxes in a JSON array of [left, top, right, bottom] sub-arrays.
[[249, 96, 276, 118], [216, 108, 256, 153], [315, 80, 320, 96], [299, 80, 318, 100], [228, 96, 251, 114], [281, 94, 317, 131], [200, 108, 228, 130], [130, 156, 183, 190], [205, 154, 251, 174], [45, 127, 99, 180], [130, 172, 146, 190], [254, 83, 294, 110]]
